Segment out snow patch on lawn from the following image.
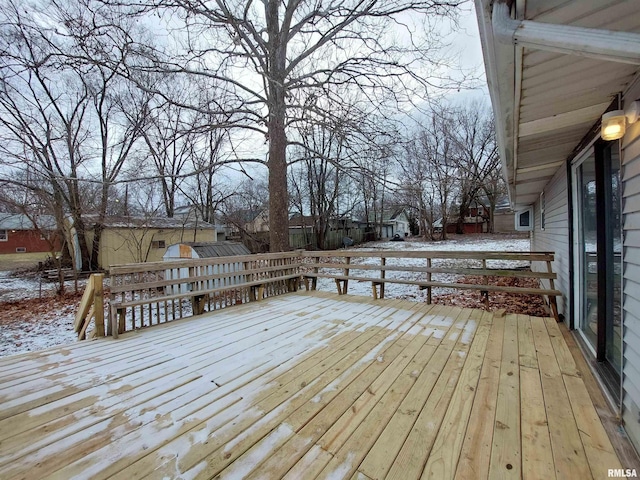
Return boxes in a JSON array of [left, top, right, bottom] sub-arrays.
[[0, 306, 77, 358]]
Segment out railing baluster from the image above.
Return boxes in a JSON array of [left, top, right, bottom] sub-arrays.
[[380, 257, 386, 299], [427, 257, 432, 304]]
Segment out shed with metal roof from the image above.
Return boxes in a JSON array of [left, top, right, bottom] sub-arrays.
[[163, 242, 251, 295], [163, 241, 250, 260]]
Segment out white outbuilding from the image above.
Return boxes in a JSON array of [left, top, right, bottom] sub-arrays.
[[163, 241, 251, 294]]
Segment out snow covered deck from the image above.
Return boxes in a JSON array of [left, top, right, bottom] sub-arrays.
[[0, 291, 624, 479]]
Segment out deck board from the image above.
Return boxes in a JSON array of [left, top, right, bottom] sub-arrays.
[[488, 314, 522, 480], [0, 291, 629, 479]]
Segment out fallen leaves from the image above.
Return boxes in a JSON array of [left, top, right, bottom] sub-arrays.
[[433, 275, 549, 317]]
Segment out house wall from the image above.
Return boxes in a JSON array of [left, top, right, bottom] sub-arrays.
[[0, 230, 60, 254], [86, 228, 216, 268], [445, 222, 488, 234], [621, 78, 640, 453], [493, 212, 516, 233], [394, 214, 410, 236], [245, 211, 269, 233], [531, 165, 571, 320]]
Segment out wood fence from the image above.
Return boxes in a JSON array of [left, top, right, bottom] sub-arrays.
[[79, 249, 561, 339]]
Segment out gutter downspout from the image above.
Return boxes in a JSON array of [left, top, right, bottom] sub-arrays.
[[492, 2, 640, 65]]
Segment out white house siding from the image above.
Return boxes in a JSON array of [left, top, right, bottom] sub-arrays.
[[531, 165, 571, 323], [621, 79, 640, 453]]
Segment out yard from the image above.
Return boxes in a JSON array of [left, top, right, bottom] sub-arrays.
[[0, 234, 532, 358]]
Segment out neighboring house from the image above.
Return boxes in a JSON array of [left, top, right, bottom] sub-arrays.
[[224, 208, 269, 237], [0, 213, 60, 255], [288, 214, 363, 249], [476, 0, 640, 451], [434, 206, 489, 235], [69, 215, 217, 269], [366, 209, 410, 239]]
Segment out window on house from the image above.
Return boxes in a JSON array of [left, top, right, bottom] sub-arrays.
[[540, 191, 546, 231], [151, 240, 166, 249], [0, 230, 7, 241], [515, 208, 533, 231], [15, 247, 26, 253]]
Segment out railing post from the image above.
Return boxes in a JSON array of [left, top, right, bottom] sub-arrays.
[[109, 303, 118, 339], [343, 256, 351, 294], [93, 273, 105, 337], [118, 307, 126, 335], [546, 256, 560, 322], [313, 256, 319, 290], [482, 258, 490, 308]]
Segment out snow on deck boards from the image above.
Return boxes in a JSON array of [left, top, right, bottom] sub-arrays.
[[0, 291, 622, 479]]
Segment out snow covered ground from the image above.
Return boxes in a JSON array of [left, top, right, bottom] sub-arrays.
[[0, 272, 86, 358], [0, 234, 530, 358], [0, 304, 78, 358]]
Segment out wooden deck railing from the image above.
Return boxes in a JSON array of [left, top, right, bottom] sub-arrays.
[[108, 251, 301, 338], [102, 249, 561, 339], [74, 273, 105, 339], [299, 250, 561, 321]]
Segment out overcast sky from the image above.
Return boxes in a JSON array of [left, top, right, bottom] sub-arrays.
[[447, 1, 489, 104], [230, 2, 489, 184]]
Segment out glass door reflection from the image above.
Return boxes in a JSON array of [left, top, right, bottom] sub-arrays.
[[576, 153, 598, 351]]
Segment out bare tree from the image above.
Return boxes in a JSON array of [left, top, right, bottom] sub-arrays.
[[97, 0, 463, 251], [401, 106, 458, 240], [179, 99, 236, 224], [289, 111, 355, 249], [479, 161, 507, 233], [450, 101, 499, 234], [0, 0, 154, 270], [0, 1, 93, 269], [220, 178, 270, 251], [139, 97, 195, 218]]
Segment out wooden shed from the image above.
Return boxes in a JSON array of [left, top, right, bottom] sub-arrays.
[[69, 215, 217, 269]]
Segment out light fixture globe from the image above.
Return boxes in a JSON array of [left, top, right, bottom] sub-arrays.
[[601, 110, 626, 141]]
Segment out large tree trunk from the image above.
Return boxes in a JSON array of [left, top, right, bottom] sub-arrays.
[[73, 214, 91, 271], [268, 114, 290, 252], [266, 0, 290, 252]]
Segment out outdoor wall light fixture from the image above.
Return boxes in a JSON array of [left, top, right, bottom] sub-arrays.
[[601, 100, 640, 141]]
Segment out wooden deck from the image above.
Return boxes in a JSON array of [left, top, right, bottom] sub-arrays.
[[0, 291, 625, 479]]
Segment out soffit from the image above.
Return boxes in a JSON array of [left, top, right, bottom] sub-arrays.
[[481, 0, 640, 207]]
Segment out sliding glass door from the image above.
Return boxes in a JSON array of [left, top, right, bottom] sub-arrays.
[[572, 141, 622, 381], [575, 151, 598, 348]]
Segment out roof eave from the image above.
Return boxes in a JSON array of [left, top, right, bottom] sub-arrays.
[[475, 0, 517, 208]]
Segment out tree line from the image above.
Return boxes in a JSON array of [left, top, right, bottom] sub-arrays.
[[0, 0, 502, 271]]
